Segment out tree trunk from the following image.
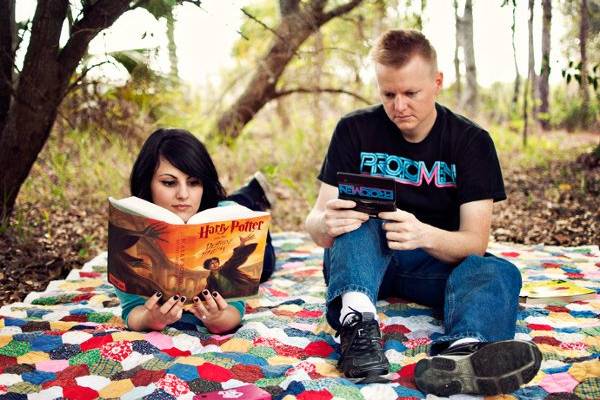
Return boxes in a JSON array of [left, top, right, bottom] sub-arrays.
[[453, 0, 462, 105], [527, 0, 537, 120], [166, 8, 179, 80], [279, 0, 300, 16], [0, 0, 16, 130], [580, 0, 590, 113], [523, 75, 529, 147], [510, 0, 520, 113], [462, 0, 478, 115], [0, 0, 131, 221], [216, 0, 364, 139], [538, 0, 551, 129]]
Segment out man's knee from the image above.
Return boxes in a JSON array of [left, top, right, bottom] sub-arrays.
[[458, 254, 522, 289]]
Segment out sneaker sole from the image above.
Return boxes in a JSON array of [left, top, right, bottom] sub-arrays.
[[414, 340, 542, 396], [337, 358, 390, 381]]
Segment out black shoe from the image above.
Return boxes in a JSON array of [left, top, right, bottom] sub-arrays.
[[336, 311, 390, 381], [232, 172, 274, 211], [414, 340, 542, 396]]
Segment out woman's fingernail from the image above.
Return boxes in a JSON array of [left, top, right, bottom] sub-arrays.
[[180, 296, 186, 303], [212, 291, 218, 297], [193, 297, 199, 303], [155, 291, 162, 298], [202, 290, 209, 296], [173, 295, 179, 301]]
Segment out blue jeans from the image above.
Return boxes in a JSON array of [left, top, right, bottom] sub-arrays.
[[323, 219, 522, 354]]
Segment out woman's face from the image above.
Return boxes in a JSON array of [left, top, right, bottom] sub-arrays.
[[151, 157, 203, 222]]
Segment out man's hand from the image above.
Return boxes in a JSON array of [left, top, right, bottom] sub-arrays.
[[139, 292, 185, 330], [323, 198, 369, 238], [379, 210, 431, 251]]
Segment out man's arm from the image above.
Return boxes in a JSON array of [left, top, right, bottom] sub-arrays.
[[379, 199, 493, 264], [305, 182, 369, 248]]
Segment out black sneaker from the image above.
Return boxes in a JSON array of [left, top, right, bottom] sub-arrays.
[[414, 340, 542, 396], [336, 311, 390, 382], [231, 172, 275, 211]]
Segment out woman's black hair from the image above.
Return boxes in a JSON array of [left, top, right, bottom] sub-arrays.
[[130, 128, 226, 211]]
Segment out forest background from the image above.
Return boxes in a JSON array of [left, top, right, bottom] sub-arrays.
[[0, 0, 598, 305]]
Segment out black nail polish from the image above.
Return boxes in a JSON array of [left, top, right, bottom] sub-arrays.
[[212, 291, 218, 297], [180, 296, 186, 303], [155, 291, 162, 298], [173, 295, 179, 301], [193, 297, 199, 303], [202, 290, 209, 296]]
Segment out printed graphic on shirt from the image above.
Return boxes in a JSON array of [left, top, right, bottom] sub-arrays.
[[360, 152, 457, 188]]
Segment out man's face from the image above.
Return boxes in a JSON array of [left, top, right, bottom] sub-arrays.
[[375, 56, 443, 142], [208, 259, 220, 270]]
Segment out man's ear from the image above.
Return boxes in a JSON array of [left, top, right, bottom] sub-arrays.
[[434, 71, 444, 94]]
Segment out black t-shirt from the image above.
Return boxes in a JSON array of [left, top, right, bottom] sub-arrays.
[[318, 103, 506, 231]]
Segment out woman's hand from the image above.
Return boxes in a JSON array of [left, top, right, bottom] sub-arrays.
[[189, 290, 242, 334], [128, 292, 186, 331]]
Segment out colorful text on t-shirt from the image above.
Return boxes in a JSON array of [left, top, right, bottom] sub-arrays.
[[360, 152, 457, 188]]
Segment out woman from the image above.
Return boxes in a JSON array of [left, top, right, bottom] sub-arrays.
[[115, 128, 275, 333]]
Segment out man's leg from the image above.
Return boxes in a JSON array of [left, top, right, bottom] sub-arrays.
[[323, 219, 392, 380], [410, 254, 541, 396]]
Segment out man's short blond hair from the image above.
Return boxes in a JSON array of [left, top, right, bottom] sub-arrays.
[[370, 29, 438, 71]]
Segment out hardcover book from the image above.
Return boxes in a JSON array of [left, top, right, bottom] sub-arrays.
[[519, 279, 596, 304], [337, 172, 397, 216], [107, 196, 270, 301]]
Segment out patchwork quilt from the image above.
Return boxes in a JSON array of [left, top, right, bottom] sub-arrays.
[[0, 233, 599, 400]]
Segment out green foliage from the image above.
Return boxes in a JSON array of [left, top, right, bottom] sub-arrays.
[[561, 60, 600, 91], [550, 86, 600, 131], [141, 0, 177, 20], [490, 124, 594, 170], [109, 48, 160, 79]]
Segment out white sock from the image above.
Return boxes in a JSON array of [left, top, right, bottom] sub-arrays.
[[340, 291, 377, 326], [450, 337, 480, 348]]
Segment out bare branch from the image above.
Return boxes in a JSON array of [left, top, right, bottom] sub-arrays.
[[241, 8, 286, 42], [274, 87, 371, 104], [320, 0, 363, 23], [59, 0, 131, 77], [65, 60, 111, 95]]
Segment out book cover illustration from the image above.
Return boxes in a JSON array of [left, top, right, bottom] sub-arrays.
[[519, 279, 596, 304], [108, 199, 270, 300], [337, 172, 397, 216]]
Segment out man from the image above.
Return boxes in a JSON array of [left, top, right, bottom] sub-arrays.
[[305, 29, 541, 396]]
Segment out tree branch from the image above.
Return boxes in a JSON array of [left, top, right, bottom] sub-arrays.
[[320, 0, 363, 23], [58, 0, 131, 78], [274, 87, 371, 104], [65, 60, 111, 95], [241, 8, 286, 42]]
